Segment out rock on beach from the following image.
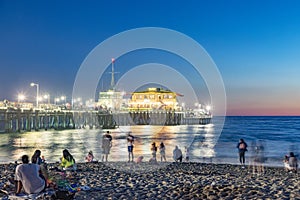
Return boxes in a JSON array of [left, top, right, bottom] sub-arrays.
[[0, 162, 299, 199]]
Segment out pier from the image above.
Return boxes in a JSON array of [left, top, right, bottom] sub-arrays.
[[0, 108, 211, 133]]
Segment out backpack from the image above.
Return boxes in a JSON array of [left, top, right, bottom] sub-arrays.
[[239, 143, 246, 149]]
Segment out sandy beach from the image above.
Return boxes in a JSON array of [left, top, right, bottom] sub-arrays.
[[0, 162, 299, 199]]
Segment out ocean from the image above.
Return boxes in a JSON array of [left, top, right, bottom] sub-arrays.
[[0, 116, 299, 167]]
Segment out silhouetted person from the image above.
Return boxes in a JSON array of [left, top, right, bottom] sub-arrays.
[[159, 142, 166, 162], [237, 138, 248, 166]]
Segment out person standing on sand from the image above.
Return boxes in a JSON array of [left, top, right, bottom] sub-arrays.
[[253, 141, 265, 174], [127, 132, 135, 162], [151, 142, 158, 160], [185, 146, 190, 162], [288, 152, 298, 173], [283, 155, 290, 171], [237, 139, 248, 166], [102, 131, 112, 162], [159, 142, 166, 162]]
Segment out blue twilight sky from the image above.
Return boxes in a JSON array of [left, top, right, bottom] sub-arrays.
[[1, 0, 300, 115]]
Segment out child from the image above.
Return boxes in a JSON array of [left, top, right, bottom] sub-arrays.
[[136, 156, 143, 164], [85, 150, 94, 162]]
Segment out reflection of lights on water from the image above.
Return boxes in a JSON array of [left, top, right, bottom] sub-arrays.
[[110, 125, 189, 161], [3, 124, 217, 163], [205, 123, 214, 128], [193, 124, 217, 158]]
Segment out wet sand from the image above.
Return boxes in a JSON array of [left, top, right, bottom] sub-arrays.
[[0, 162, 299, 199]]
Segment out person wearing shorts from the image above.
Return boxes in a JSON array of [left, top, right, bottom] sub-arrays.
[[127, 132, 134, 162]]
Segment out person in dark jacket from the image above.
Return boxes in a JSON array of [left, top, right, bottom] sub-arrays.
[[237, 139, 248, 166]]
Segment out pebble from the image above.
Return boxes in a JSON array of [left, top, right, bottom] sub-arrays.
[[0, 162, 299, 199]]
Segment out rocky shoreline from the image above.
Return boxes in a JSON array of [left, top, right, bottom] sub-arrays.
[[0, 162, 299, 199]]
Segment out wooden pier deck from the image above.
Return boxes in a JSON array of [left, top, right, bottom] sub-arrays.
[[0, 108, 211, 133]]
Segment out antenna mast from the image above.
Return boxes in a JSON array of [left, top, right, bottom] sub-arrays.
[[110, 58, 115, 90]]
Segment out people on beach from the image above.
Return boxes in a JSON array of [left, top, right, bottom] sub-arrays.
[[159, 142, 166, 162], [173, 146, 183, 162], [60, 149, 76, 170], [283, 155, 290, 171], [15, 155, 46, 195], [31, 149, 48, 181], [85, 150, 95, 162], [149, 157, 157, 164], [31, 150, 44, 165], [288, 152, 298, 173], [136, 156, 144, 164], [253, 141, 265, 174], [102, 131, 112, 162], [185, 146, 190, 162], [237, 139, 248, 166], [127, 132, 135, 162], [149, 142, 158, 164], [151, 142, 157, 160]]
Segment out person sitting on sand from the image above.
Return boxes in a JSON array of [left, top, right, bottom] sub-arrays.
[[60, 149, 76, 170], [31, 150, 44, 165], [136, 156, 143, 164], [288, 152, 298, 173], [31, 150, 49, 183], [237, 139, 248, 166], [159, 142, 166, 162], [85, 150, 95, 162], [173, 146, 182, 162], [149, 157, 157, 164], [15, 155, 46, 195]]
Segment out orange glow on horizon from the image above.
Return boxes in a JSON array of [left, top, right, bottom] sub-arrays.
[[227, 107, 300, 116]]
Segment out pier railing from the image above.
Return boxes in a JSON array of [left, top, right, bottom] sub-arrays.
[[0, 108, 211, 133]]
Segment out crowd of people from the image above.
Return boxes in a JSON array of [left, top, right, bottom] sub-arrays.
[[83, 131, 190, 164], [12, 134, 298, 196]]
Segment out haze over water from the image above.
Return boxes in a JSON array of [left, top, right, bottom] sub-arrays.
[[0, 116, 299, 167]]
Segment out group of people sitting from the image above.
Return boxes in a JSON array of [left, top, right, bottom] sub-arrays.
[[15, 149, 76, 196]]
